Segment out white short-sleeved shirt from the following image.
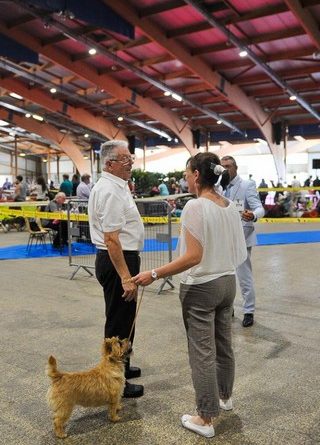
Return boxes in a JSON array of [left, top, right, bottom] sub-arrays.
[[180, 197, 247, 285], [88, 172, 144, 251]]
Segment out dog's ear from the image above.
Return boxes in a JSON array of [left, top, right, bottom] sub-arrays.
[[104, 338, 113, 355]]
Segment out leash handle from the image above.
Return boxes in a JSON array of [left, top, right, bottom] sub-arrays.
[[128, 286, 144, 343]]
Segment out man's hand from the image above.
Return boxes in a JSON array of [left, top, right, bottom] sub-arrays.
[[121, 281, 138, 302], [132, 271, 154, 287], [241, 209, 255, 221]]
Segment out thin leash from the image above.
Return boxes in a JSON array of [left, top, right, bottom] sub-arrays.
[[128, 286, 145, 343]]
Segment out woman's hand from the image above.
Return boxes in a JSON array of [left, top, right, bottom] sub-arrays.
[[132, 271, 153, 287]]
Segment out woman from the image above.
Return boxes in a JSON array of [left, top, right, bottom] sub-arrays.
[[132, 152, 247, 438], [31, 176, 48, 200]]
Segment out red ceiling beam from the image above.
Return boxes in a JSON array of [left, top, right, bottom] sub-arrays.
[[285, 0, 320, 50], [0, 19, 195, 154]]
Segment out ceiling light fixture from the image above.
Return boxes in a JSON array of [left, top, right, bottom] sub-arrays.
[[88, 48, 97, 55], [171, 93, 182, 102], [9, 92, 23, 100], [163, 91, 171, 96], [217, 120, 222, 124], [84, 133, 89, 138], [50, 87, 57, 94], [32, 114, 44, 121], [239, 50, 248, 57], [43, 158, 48, 163], [289, 95, 297, 101], [19, 152, 26, 157], [25, 113, 31, 118], [83, 155, 89, 160], [117, 116, 124, 121]]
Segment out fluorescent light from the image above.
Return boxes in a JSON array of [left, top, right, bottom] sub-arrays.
[[163, 91, 171, 96], [217, 120, 222, 125], [117, 116, 124, 121], [9, 92, 23, 100], [32, 114, 44, 121], [239, 50, 248, 57], [289, 95, 297, 101], [25, 113, 31, 118], [19, 153, 26, 157], [88, 48, 97, 55], [171, 93, 182, 102], [84, 133, 89, 138], [50, 87, 57, 94], [0, 119, 9, 126]]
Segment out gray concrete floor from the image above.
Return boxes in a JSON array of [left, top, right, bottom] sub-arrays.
[[0, 224, 320, 445]]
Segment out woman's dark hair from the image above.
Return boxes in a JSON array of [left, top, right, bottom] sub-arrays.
[[187, 152, 230, 189], [36, 176, 47, 192]]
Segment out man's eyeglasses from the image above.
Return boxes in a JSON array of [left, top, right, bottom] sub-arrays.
[[108, 155, 135, 165]]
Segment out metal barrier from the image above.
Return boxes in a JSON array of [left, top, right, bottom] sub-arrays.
[[67, 199, 175, 294]]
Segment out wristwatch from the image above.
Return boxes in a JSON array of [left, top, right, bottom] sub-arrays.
[[151, 269, 158, 280]]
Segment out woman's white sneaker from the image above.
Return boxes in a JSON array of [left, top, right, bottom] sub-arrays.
[[219, 398, 233, 411], [181, 414, 215, 438]]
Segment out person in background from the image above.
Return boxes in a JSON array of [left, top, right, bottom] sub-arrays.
[[43, 192, 68, 248], [88, 140, 144, 399], [49, 180, 55, 190], [30, 176, 48, 201], [2, 178, 12, 190], [132, 152, 247, 438], [221, 156, 265, 328], [76, 174, 92, 199], [150, 183, 160, 197], [179, 172, 188, 193], [14, 175, 27, 202], [304, 175, 312, 187], [258, 179, 268, 205], [60, 174, 73, 197], [248, 174, 256, 185], [72, 174, 80, 196], [159, 179, 169, 196]]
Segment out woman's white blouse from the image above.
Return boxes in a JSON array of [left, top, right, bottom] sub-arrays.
[[180, 197, 247, 285]]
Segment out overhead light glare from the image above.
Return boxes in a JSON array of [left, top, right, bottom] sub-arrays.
[[0, 119, 9, 126], [88, 48, 97, 55], [117, 116, 124, 121], [32, 114, 44, 121], [25, 113, 31, 118], [289, 95, 297, 101], [164, 91, 171, 96], [84, 133, 89, 138], [9, 92, 23, 100], [172, 93, 182, 102], [50, 87, 57, 94], [217, 120, 222, 125], [239, 50, 248, 57]]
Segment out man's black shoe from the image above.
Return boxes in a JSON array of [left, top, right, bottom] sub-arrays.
[[125, 366, 141, 379], [123, 381, 144, 398], [242, 313, 254, 327]]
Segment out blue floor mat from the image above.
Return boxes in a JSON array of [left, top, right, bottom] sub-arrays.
[[257, 231, 320, 245], [0, 233, 318, 260]]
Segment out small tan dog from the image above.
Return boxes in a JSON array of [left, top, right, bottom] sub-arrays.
[[46, 337, 128, 438]]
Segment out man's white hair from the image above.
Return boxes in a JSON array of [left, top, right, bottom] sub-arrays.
[[100, 140, 128, 166]]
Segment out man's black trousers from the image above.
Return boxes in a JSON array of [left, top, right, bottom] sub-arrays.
[[95, 250, 140, 342]]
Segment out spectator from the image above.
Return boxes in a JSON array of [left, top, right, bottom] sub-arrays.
[[43, 192, 68, 248], [60, 174, 73, 197], [72, 174, 80, 196], [2, 177, 12, 190], [30, 176, 48, 201], [258, 179, 268, 205], [179, 172, 188, 193], [304, 175, 312, 187], [76, 174, 92, 199], [150, 184, 160, 197], [159, 179, 169, 196], [14, 175, 27, 202]]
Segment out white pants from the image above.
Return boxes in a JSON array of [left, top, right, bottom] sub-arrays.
[[236, 247, 256, 314]]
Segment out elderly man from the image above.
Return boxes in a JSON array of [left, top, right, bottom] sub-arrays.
[[88, 140, 144, 398], [221, 156, 265, 327], [76, 173, 92, 199]]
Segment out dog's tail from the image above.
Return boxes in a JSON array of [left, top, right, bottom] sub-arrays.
[[46, 355, 63, 381]]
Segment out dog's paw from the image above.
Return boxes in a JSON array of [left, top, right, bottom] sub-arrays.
[[117, 403, 122, 412], [55, 430, 67, 439], [110, 414, 121, 422]]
